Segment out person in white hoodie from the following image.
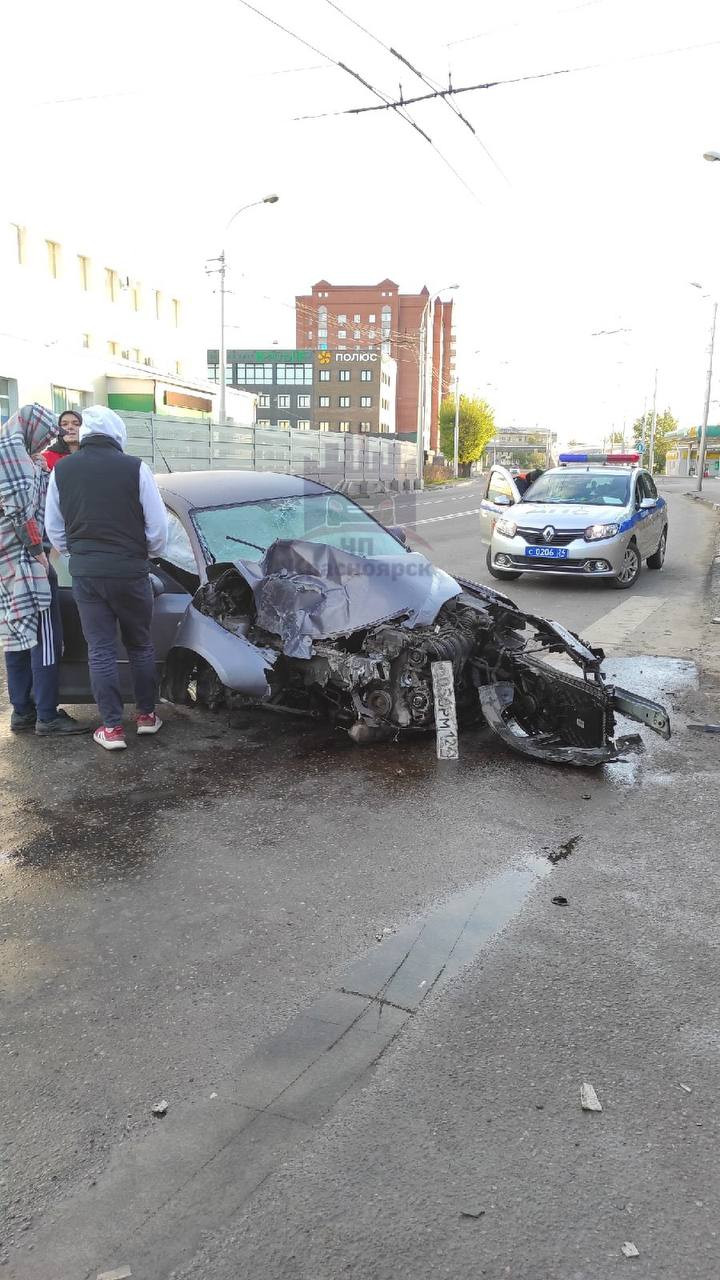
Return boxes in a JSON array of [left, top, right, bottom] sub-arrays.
[[45, 406, 168, 750]]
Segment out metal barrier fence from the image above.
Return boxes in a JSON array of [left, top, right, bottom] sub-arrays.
[[119, 413, 418, 492]]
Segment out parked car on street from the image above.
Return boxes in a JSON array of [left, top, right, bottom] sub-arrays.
[[51, 469, 670, 766], [480, 453, 668, 589]]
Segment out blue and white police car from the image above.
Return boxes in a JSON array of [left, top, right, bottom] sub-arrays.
[[480, 452, 668, 590]]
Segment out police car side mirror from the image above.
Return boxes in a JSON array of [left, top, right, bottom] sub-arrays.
[[388, 525, 408, 546], [495, 494, 512, 507], [640, 497, 657, 510]]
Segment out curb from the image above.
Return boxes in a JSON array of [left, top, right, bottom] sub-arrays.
[[684, 491, 720, 512]]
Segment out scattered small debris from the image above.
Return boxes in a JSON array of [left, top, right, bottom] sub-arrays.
[[678, 1083, 693, 1094], [151, 1100, 168, 1118], [375, 926, 395, 941], [615, 733, 645, 754], [688, 724, 720, 734], [547, 835, 580, 865], [97, 1268, 132, 1280], [621, 1242, 640, 1259], [712, 617, 720, 625], [582, 793, 592, 800], [580, 1083, 603, 1112], [418, 980, 427, 990], [460, 1205, 486, 1219], [551, 895, 568, 906], [210, 1092, 218, 1099]]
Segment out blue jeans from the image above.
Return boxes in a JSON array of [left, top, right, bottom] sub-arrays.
[[72, 575, 156, 728], [4, 567, 62, 722]]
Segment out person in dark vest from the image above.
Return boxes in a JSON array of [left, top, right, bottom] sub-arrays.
[[44, 406, 168, 751]]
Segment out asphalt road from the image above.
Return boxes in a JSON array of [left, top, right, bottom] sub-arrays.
[[2, 481, 720, 1279]]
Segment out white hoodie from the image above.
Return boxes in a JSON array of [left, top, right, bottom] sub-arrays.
[[44, 405, 168, 559]]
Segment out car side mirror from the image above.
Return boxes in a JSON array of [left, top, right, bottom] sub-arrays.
[[495, 494, 512, 507], [388, 525, 408, 546], [149, 572, 165, 597], [640, 497, 657, 510]]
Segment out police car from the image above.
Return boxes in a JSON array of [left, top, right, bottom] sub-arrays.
[[480, 452, 668, 590]]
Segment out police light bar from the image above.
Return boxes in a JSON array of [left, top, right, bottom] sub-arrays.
[[559, 451, 641, 465]]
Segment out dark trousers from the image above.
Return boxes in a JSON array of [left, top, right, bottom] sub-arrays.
[[72, 575, 156, 727], [4, 567, 62, 722]]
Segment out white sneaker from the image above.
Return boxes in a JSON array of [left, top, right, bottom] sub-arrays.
[[94, 726, 127, 750], [136, 713, 163, 736]]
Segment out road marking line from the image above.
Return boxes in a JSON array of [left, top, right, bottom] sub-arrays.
[[580, 596, 668, 649], [408, 507, 483, 526]]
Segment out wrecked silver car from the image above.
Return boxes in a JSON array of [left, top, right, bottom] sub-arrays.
[[52, 471, 670, 766]]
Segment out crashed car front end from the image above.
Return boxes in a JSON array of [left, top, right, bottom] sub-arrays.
[[184, 538, 670, 768]]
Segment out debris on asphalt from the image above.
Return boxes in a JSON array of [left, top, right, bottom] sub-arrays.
[[712, 617, 720, 625], [151, 1100, 169, 1117], [375, 926, 395, 941], [547, 835, 580, 864], [615, 733, 645, 754], [210, 1091, 218, 1099], [688, 724, 720, 733], [678, 1083, 693, 1094], [551, 895, 569, 906], [460, 1205, 486, 1219], [580, 1083, 603, 1112], [582, 793, 592, 800], [621, 1242, 640, 1259], [97, 1268, 132, 1280]]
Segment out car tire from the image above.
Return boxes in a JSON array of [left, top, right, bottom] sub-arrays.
[[647, 527, 667, 570], [194, 659, 229, 711], [486, 546, 522, 581], [611, 540, 641, 590]]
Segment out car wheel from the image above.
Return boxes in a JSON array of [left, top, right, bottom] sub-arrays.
[[611, 541, 641, 590], [486, 545, 522, 581], [194, 659, 229, 711], [647, 527, 667, 570]]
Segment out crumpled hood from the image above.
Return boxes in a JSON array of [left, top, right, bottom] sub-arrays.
[[232, 538, 462, 659], [79, 405, 127, 449]]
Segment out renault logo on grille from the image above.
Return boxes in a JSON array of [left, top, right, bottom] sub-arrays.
[[542, 526, 555, 543]]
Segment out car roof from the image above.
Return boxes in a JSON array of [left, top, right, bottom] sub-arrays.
[[156, 470, 331, 508], [546, 465, 638, 476]]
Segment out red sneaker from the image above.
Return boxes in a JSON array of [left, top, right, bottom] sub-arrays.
[[136, 713, 163, 736], [94, 726, 127, 751]]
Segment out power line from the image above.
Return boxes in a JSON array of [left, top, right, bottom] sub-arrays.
[[446, 0, 605, 48], [295, 35, 720, 121], [234, 0, 482, 203], [323, 0, 509, 185]]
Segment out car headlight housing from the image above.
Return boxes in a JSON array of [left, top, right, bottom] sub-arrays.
[[495, 517, 517, 538], [584, 522, 620, 542]]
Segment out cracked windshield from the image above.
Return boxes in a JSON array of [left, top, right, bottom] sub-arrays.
[[192, 494, 403, 561]]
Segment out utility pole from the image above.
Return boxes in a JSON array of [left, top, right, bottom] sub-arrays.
[[697, 301, 718, 494], [218, 251, 227, 426], [648, 368, 658, 474], [453, 377, 460, 478]]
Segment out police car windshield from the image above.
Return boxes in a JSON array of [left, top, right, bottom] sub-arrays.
[[523, 471, 630, 507]]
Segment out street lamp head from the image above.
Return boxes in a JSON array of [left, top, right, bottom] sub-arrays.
[[703, 151, 720, 162], [263, 194, 280, 203]]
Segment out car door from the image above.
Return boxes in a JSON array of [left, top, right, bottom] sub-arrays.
[[632, 472, 655, 557], [479, 466, 521, 544], [640, 471, 664, 552]]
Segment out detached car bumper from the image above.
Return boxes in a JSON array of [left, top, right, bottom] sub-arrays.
[[490, 531, 629, 576]]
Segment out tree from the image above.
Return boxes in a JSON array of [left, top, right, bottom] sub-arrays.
[[632, 407, 679, 474], [438, 394, 495, 474]]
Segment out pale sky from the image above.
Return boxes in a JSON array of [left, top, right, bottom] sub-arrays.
[[4, 0, 720, 443]]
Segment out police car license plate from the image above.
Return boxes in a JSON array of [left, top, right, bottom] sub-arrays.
[[526, 546, 569, 559]]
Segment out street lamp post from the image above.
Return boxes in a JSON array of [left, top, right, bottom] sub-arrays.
[[453, 376, 460, 478], [698, 301, 718, 492], [210, 194, 279, 425]]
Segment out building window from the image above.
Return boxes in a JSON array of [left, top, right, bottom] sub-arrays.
[[256, 419, 271, 426], [105, 268, 118, 302], [338, 345, 346, 351], [51, 385, 87, 414], [317, 330, 328, 340], [297, 420, 311, 430], [339, 369, 350, 382], [276, 363, 313, 385], [368, 313, 376, 323], [46, 240, 61, 278], [81, 333, 91, 349], [319, 395, 330, 407], [78, 255, 90, 290], [107, 340, 119, 356], [337, 314, 347, 323], [225, 364, 233, 384], [257, 393, 270, 407], [318, 421, 330, 431], [339, 395, 350, 407], [319, 369, 330, 381], [175, 360, 182, 375], [131, 283, 141, 312], [277, 394, 291, 408], [11, 224, 26, 265], [338, 329, 347, 339], [235, 362, 274, 384], [338, 422, 350, 432], [207, 362, 218, 382], [297, 394, 311, 408], [361, 396, 372, 407], [361, 370, 372, 381], [155, 290, 162, 320], [360, 422, 371, 432], [354, 330, 361, 339], [368, 329, 376, 339], [307, 331, 313, 339], [381, 304, 391, 334], [277, 419, 291, 429], [353, 314, 361, 323]]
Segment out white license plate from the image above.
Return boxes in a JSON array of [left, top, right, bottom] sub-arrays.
[[526, 547, 569, 560]]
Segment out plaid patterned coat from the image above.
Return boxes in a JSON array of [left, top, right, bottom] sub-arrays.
[[0, 404, 56, 652]]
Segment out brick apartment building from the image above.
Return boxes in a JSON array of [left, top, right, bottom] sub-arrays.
[[295, 279, 454, 449]]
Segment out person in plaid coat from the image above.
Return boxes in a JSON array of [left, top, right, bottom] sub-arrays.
[[0, 404, 87, 735]]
